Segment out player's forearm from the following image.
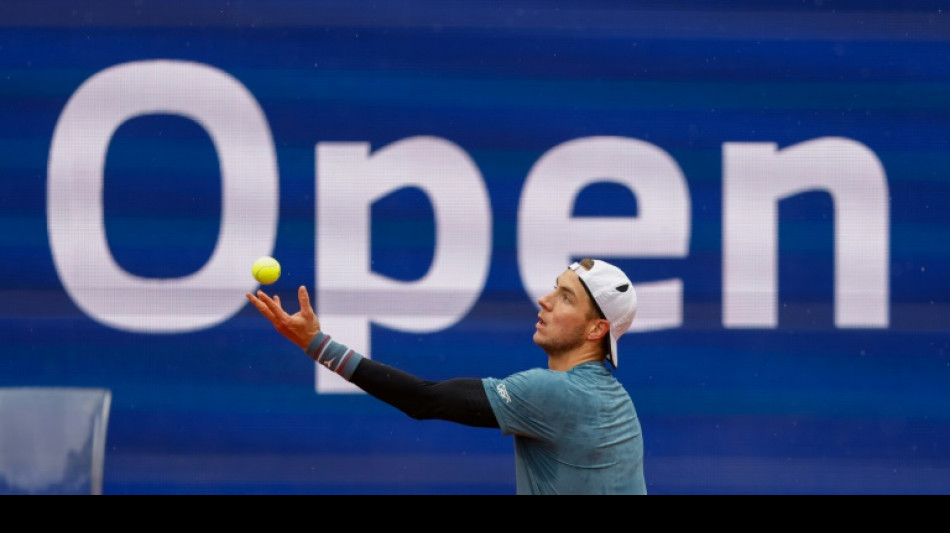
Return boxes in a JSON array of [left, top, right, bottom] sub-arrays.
[[305, 333, 498, 428]]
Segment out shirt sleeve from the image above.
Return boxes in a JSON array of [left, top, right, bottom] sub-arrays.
[[482, 368, 566, 440]]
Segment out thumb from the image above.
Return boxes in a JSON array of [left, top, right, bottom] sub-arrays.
[[298, 285, 315, 317]]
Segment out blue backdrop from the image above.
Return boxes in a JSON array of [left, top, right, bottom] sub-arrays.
[[1, 0, 949, 494]]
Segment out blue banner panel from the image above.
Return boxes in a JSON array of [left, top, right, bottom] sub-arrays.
[[1, 1, 949, 494]]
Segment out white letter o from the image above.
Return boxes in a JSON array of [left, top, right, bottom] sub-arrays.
[[47, 60, 279, 332]]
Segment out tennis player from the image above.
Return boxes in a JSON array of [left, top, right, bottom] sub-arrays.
[[247, 258, 646, 495]]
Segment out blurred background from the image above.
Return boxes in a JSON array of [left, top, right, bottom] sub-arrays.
[[1, 0, 948, 494]]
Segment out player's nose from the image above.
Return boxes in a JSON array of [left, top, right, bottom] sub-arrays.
[[538, 291, 553, 311]]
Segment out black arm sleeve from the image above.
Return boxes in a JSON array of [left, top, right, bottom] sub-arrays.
[[349, 357, 500, 429]]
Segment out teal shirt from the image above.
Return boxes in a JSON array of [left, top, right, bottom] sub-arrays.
[[482, 362, 646, 495]]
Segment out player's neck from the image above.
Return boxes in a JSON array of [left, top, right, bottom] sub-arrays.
[[547, 345, 604, 371]]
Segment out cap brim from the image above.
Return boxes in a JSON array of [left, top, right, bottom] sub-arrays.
[[608, 333, 619, 369]]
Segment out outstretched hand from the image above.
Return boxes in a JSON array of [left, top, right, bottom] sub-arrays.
[[246, 285, 321, 351]]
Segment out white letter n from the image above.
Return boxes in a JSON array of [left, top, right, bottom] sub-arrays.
[[723, 137, 889, 329]]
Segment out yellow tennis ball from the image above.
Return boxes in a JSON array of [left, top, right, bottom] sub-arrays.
[[252, 256, 281, 285]]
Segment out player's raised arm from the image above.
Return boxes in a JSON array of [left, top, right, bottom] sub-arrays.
[[246, 284, 498, 429], [246, 285, 321, 351]]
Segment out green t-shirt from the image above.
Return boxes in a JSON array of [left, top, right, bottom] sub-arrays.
[[482, 362, 646, 495]]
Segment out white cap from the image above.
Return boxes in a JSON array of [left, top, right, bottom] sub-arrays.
[[569, 260, 637, 369]]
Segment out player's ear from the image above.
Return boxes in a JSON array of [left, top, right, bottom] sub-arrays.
[[588, 319, 610, 341]]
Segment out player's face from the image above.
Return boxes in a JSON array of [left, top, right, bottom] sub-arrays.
[[534, 270, 598, 356]]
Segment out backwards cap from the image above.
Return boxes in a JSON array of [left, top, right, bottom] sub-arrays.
[[569, 260, 637, 369]]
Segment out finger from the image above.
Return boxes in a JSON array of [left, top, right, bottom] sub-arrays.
[[255, 289, 277, 307], [246, 292, 277, 321], [298, 286, 315, 317], [256, 290, 286, 318]]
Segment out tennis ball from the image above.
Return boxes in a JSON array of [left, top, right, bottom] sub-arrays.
[[252, 256, 281, 285]]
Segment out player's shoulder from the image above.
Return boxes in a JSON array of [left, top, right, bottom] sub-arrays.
[[494, 367, 570, 401], [507, 366, 564, 384]]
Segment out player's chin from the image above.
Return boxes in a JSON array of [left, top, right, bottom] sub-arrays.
[[532, 331, 547, 349]]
